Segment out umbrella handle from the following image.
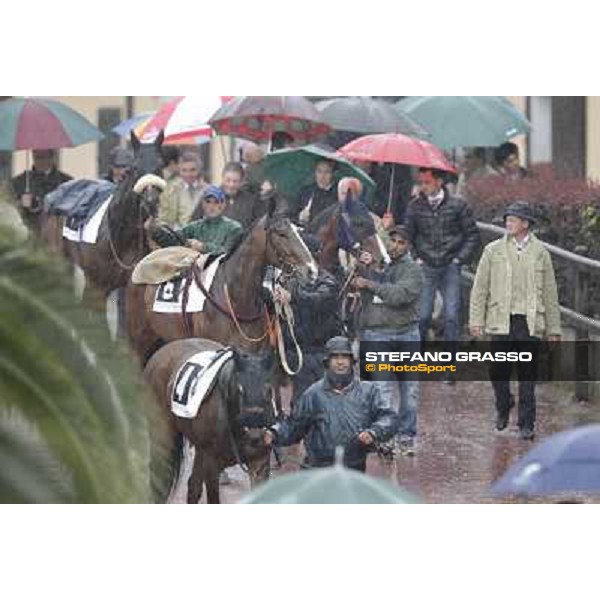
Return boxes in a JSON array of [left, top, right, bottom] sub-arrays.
[[25, 150, 31, 194], [387, 163, 396, 214]]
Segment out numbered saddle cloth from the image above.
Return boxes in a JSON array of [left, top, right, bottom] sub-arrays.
[[171, 349, 234, 419], [152, 254, 226, 314]]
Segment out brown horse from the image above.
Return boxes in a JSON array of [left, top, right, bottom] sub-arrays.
[[127, 193, 319, 364], [144, 338, 276, 504], [41, 132, 166, 313], [308, 198, 389, 275]]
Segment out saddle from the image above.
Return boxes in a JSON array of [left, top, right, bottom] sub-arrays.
[[132, 247, 206, 285]]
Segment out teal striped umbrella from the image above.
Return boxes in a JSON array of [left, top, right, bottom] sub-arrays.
[[396, 96, 531, 150], [0, 97, 103, 151]]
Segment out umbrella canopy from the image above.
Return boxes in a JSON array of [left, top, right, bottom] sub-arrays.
[[316, 96, 429, 138], [0, 97, 104, 151], [396, 96, 531, 150], [337, 133, 456, 173], [491, 425, 600, 497], [139, 96, 233, 143], [263, 144, 376, 201], [240, 464, 420, 504], [209, 96, 331, 144], [112, 112, 154, 137]]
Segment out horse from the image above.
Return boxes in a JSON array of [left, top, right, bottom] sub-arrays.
[[41, 131, 166, 314], [307, 197, 390, 275], [144, 338, 277, 504], [306, 198, 390, 338], [126, 192, 319, 365]]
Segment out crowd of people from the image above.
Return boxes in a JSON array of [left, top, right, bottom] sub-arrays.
[[0, 135, 561, 474]]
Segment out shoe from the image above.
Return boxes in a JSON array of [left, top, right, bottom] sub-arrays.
[[398, 438, 416, 457], [496, 395, 516, 431], [496, 413, 510, 432], [519, 428, 535, 441], [377, 441, 396, 461]]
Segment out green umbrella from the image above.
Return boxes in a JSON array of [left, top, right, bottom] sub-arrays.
[[263, 144, 376, 202], [396, 96, 531, 151], [240, 464, 420, 504]]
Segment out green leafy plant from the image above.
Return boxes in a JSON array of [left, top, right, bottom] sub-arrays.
[[0, 240, 169, 503]]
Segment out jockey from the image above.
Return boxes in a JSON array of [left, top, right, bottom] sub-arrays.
[[149, 185, 244, 256]]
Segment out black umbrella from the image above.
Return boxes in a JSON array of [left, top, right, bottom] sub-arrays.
[[315, 96, 429, 138]]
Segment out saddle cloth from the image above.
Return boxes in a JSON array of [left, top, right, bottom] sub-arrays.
[[63, 195, 112, 244], [171, 349, 234, 419], [152, 253, 226, 314]]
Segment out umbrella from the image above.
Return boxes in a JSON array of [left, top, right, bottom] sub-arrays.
[[0, 97, 104, 151], [315, 96, 429, 138], [337, 133, 456, 212], [240, 463, 420, 504], [263, 144, 376, 201], [0, 97, 104, 193], [209, 96, 331, 145], [491, 425, 600, 497], [138, 96, 233, 143], [396, 96, 531, 150], [112, 112, 154, 137]]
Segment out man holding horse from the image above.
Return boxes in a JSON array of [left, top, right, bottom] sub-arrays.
[[149, 185, 243, 256], [264, 336, 397, 472]]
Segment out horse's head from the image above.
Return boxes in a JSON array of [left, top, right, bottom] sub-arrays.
[[315, 197, 390, 270], [264, 192, 319, 283], [129, 130, 167, 219], [230, 350, 278, 484]]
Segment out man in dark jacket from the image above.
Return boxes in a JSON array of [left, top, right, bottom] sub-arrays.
[[293, 159, 338, 226], [353, 225, 424, 455], [271, 234, 342, 400], [264, 336, 397, 472], [405, 168, 480, 381], [11, 149, 72, 231]]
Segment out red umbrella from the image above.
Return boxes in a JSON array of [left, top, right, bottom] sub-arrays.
[[337, 133, 456, 173], [337, 133, 456, 214], [209, 96, 331, 145]]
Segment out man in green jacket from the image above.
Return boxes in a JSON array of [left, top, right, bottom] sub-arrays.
[[353, 225, 424, 455], [470, 201, 562, 441], [150, 185, 244, 256]]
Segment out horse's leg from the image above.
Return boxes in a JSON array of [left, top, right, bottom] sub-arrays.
[[204, 455, 221, 505], [187, 446, 205, 505], [125, 283, 164, 366], [82, 281, 107, 315]]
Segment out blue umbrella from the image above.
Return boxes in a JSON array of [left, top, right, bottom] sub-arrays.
[[491, 425, 600, 497], [112, 113, 154, 137]]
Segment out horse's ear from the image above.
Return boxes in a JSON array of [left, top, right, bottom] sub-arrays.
[[154, 130, 165, 149], [130, 130, 141, 154]]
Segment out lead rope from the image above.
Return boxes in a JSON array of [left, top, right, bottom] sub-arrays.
[[224, 283, 273, 344], [274, 298, 304, 377]]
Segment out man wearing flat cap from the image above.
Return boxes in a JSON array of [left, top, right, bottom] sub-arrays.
[[470, 201, 562, 441], [150, 185, 243, 256]]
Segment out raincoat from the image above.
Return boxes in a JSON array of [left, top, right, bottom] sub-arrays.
[[271, 376, 397, 470]]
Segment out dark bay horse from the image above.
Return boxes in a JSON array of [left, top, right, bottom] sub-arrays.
[[144, 338, 276, 504], [42, 132, 166, 313], [307, 197, 389, 275], [127, 193, 319, 364]]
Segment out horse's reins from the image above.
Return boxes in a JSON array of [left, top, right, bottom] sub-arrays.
[[107, 186, 150, 271]]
